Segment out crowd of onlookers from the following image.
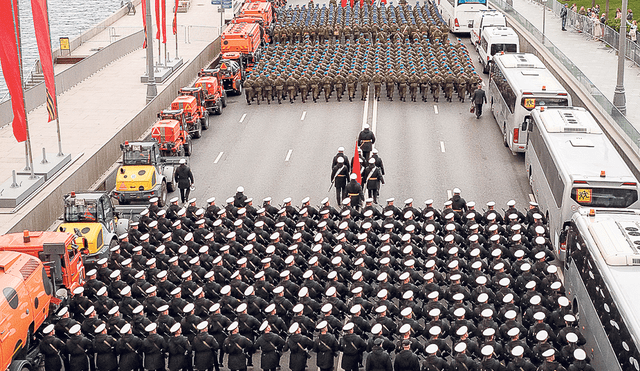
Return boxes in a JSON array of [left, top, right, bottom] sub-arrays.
[[558, 1, 637, 42]]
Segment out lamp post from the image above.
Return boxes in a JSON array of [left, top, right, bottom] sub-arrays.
[[613, 0, 628, 115], [145, 0, 157, 103]]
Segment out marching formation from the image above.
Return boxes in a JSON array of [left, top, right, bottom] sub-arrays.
[[243, 2, 481, 104], [38, 183, 594, 371]]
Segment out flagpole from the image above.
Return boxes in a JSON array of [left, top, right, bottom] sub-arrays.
[[44, 0, 64, 156], [11, 0, 36, 178], [175, 0, 179, 59]]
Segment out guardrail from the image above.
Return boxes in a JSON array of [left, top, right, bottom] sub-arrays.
[[490, 0, 640, 159]]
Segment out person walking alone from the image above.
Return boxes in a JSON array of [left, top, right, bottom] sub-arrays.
[[472, 84, 487, 119], [174, 159, 194, 204], [561, 4, 568, 31]]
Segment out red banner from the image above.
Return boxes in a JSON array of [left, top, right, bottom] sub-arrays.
[[341, 0, 347, 7], [353, 141, 361, 184], [162, 0, 167, 43], [142, 0, 147, 48], [172, 0, 178, 35], [31, 0, 57, 122], [155, 0, 161, 40], [0, 0, 27, 142]]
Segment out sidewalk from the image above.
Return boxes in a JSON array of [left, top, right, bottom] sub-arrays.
[[508, 0, 640, 128], [0, 0, 220, 230]]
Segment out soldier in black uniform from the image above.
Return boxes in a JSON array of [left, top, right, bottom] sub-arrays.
[[313, 321, 340, 371], [174, 159, 194, 204], [193, 321, 220, 371], [142, 323, 167, 371], [394, 339, 421, 371], [223, 321, 255, 371], [331, 157, 349, 204], [40, 324, 67, 371], [116, 324, 143, 371], [93, 323, 118, 371], [357, 124, 376, 160], [254, 321, 286, 371], [167, 323, 192, 371], [345, 174, 364, 210], [362, 157, 384, 204], [365, 338, 393, 371], [340, 322, 367, 371], [285, 322, 314, 371], [64, 324, 93, 371]]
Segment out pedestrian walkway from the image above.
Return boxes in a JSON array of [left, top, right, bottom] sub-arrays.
[[0, 0, 220, 231], [501, 0, 640, 129]]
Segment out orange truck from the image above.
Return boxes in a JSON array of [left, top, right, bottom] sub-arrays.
[[194, 72, 227, 115], [0, 251, 54, 371], [152, 109, 193, 157], [236, 1, 275, 43], [170, 92, 208, 139], [221, 22, 262, 73], [0, 230, 85, 294]]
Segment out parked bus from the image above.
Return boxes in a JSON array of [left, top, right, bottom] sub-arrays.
[[475, 27, 519, 74], [525, 106, 640, 261], [564, 207, 640, 371], [437, 0, 488, 34], [489, 53, 571, 154]]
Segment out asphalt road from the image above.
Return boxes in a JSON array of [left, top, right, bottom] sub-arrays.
[[185, 52, 530, 213]]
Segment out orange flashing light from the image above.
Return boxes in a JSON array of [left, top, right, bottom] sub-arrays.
[[600, 171, 606, 177], [23, 230, 30, 243], [540, 107, 545, 112], [542, 85, 546, 91], [589, 209, 596, 216]]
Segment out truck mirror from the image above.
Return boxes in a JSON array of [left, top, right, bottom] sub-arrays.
[[74, 227, 82, 237]]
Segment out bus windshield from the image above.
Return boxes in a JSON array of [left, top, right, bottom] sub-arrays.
[[490, 43, 518, 55], [521, 97, 569, 111], [571, 187, 639, 208], [457, 0, 486, 4]]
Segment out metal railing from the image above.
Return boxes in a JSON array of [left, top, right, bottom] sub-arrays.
[[491, 0, 640, 149]]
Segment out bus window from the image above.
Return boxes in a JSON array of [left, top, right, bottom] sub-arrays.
[[458, 0, 486, 4], [570, 187, 639, 208], [490, 43, 518, 55]]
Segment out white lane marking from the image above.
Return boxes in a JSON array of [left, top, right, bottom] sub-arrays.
[[447, 189, 453, 199], [529, 193, 536, 203], [239, 113, 247, 123], [285, 149, 293, 162], [214, 152, 223, 164], [371, 96, 378, 135], [434, 105, 439, 114], [362, 87, 370, 130], [301, 111, 306, 121], [440, 141, 446, 153]]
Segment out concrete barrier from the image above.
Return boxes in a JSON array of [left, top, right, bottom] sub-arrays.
[[0, 30, 145, 127], [3, 38, 221, 234]]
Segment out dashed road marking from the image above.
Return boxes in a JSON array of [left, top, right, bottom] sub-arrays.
[[239, 113, 247, 123], [214, 152, 223, 164], [362, 86, 370, 130], [440, 141, 446, 153], [371, 97, 378, 135], [301, 111, 306, 121], [434, 105, 439, 114], [285, 149, 293, 162]]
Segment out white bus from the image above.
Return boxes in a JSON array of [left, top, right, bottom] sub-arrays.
[[475, 26, 519, 74], [564, 207, 640, 371], [489, 53, 571, 154], [437, 0, 488, 34], [525, 106, 640, 261]]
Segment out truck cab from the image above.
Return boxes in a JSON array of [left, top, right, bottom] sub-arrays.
[[194, 73, 226, 115], [152, 109, 192, 157], [112, 142, 176, 207], [0, 231, 85, 294], [58, 192, 125, 265], [214, 60, 244, 95], [170, 94, 207, 139]]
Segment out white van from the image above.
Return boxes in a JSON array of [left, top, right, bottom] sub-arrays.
[[476, 26, 519, 73], [470, 9, 506, 46]]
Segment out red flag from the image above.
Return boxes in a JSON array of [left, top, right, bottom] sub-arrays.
[[172, 0, 178, 35], [142, 0, 147, 48], [162, 0, 167, 43], [341, 0, 347, 7], [31, 0, 57, 122], [0, 0, 27, 142], [359, 0, 364, 7], [155, 0, 161, 40], [353, 141, 361, 184]]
